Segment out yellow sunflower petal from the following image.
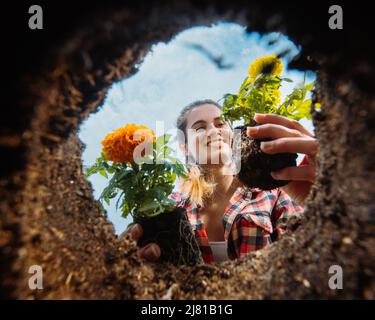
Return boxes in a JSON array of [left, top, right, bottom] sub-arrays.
[[248, 55, 283, 80]]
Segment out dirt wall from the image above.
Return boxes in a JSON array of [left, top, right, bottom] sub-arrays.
[[1, 0, 374, 299]]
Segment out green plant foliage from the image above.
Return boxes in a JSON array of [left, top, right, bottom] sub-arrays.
[[220, 64, 317, 125], [84, 134, 186, 220]]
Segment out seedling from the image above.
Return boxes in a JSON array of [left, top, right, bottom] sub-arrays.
[[85, 124, 203, 265], [220, 55, 319, 189]]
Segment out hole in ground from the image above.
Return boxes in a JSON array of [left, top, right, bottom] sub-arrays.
[[3, 2, 373, 300], [79, 22, 316, 237]]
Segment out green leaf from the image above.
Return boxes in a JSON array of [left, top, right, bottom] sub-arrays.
[[155, 134, 169, 150], [130, 162, 139, 172], [106, 166, 115, 174], [104, 196, 110, 206], [99, 169, 108, 178], [305, 82, 314, 92], [116, 191, 125, 210], [85, 163, 104, 177], [138, 200, 160, 213], [163, 146, 173, 156], [282, 78, 293, 82]]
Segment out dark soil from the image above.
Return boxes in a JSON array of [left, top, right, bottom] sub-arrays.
[[135, 208, 203, 266], [1, 1, 374, 299], [235, 118, 297, 190]]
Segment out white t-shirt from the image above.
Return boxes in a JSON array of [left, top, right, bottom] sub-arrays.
[[209, 240, 229, 262]]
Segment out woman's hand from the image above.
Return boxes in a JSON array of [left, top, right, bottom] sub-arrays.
[[247, 113, 317, 203], [121, 224, 161, 262]]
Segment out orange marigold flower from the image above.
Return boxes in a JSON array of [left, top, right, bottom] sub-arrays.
[[101, 124, 156, 164]]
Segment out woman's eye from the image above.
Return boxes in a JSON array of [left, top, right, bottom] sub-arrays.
[[195, 127, 205, 132]]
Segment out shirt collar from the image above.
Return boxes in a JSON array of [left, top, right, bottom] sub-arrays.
[[182, 185, 268, 234]]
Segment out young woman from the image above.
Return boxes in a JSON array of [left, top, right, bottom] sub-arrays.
[[125, 99, 317, 263]]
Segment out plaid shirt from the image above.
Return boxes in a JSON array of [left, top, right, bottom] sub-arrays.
[[168, 185, 304, 264]]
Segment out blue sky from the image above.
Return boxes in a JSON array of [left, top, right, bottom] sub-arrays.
[[78, 22, 316, 235]]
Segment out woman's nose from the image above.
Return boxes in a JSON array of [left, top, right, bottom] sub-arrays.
[[206, 124, 221, 137]]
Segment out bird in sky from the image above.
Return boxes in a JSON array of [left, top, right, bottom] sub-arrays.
[[184, 42, 234, 69]]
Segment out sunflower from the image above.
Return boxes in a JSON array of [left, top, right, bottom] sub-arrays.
[[247, 55, 283, 83], [101, 124, 156, 164]]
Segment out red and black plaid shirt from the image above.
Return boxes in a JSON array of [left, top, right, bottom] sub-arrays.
[[168, 185, 304, 264]]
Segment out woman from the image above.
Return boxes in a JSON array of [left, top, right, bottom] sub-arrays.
[[125, 99, 317, 263]]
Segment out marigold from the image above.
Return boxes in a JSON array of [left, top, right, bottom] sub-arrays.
[[247, 55, 283, 83], [101, 124, 156, 163]]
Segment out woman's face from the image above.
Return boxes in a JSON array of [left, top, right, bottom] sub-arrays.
[[184, 104, 233, 166]]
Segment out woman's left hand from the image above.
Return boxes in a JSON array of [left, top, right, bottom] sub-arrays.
[[247, 113, 317, 203]]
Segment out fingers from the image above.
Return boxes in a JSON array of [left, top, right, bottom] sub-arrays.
[[125, 224, 160, 262], [126, 223, 143, 241], [138, 243, 161, 262], [247, 114, 317, 156], [247, 123, 303, 140], [271, 164, 316, 183], [260, 137, 318, 156], [254, 113, 315, 137]]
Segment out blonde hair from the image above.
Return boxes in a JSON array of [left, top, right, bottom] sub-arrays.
[[180, 165, 216, 208], [176, 99, 229, 207]]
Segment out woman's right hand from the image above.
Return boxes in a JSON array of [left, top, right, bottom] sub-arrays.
[[122, 224, 161, 262]]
